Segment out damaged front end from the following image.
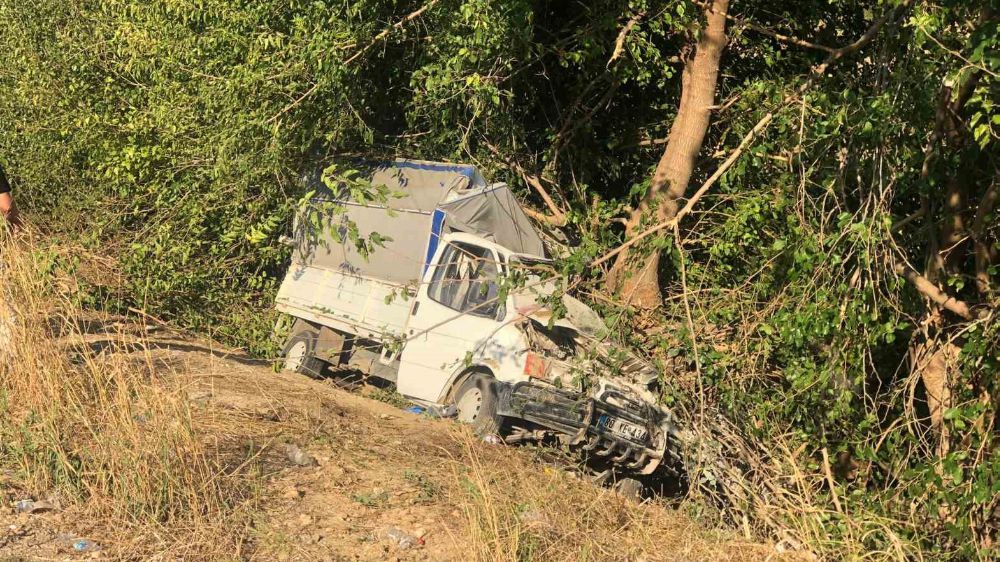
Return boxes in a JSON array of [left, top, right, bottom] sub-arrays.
[[497, 378, 681, 475], [500, 295, 682, 476]]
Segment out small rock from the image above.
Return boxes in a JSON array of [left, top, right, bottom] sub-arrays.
[[482, 434, 503, 445], [298, 513, 314, 527], [188, 391, 212, 405], [254, 408, 281, 421], [283, 487, 304, 500], [381, 526, 422, 550], [14, 499, 58, 514], [283, 444, 316, 467]]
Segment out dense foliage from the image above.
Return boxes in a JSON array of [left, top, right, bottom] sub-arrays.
[[0, 0, 996, 559]]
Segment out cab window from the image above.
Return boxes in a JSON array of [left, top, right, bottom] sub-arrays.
[[428, 242, 501, 318]]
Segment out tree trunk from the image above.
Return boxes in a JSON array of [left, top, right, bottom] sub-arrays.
[[912, 340, 961, 458], [973, 179, 998, 296], [910, 58, 993, 458], [609, 0, 730, 308]]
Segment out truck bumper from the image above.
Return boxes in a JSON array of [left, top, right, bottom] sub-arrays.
[[495, 381, 679, 475]]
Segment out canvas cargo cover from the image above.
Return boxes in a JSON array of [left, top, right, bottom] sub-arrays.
[[438, 185, 544, 255], [293, 159, 545, 286]]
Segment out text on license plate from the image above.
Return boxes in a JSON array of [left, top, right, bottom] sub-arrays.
[[597, 414, 648, 442]]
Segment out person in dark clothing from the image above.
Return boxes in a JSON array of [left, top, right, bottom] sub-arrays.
[[0, 164, 21, 230]]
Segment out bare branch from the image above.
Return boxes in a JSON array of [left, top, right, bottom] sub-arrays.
[[593, 113, 773, 267], [523, 206, 567, 226], [344, 0, 441, 66], [894, 261, 976, 320], [728, 14, 837, 53], [891, 208, 926, 232], [484, 142, 567, 223], [608, 11, 647, 66]]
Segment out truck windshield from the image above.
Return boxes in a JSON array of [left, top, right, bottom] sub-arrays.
[[428, 242, 501, 318], [507, 257, 560, 314]]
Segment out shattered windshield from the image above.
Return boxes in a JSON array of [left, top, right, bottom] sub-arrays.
[[507, 256, 560, 317], [507, 257, 607, 337]]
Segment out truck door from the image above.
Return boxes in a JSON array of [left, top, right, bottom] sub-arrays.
[[396, 240, 504, 403]]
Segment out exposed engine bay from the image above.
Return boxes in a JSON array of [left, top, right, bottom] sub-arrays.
[[503, 294, 681, 476]]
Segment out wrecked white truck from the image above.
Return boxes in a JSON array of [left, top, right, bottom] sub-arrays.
[[275, 159, 680, 478]]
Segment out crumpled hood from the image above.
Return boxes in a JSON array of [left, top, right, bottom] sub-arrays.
[[514, 292, 660, 394]]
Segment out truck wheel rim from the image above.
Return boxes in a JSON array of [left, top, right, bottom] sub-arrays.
[[284, 340, 308, 372], [456, 387, 483, 423]]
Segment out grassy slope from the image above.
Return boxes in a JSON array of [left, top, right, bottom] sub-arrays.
[[0, 237, 792, 561]]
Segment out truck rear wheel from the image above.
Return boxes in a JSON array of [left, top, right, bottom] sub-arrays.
[[454, 374, 506, 438], [281, 325, 325, 377]]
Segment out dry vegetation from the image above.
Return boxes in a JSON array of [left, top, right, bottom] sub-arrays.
[[0, 234, 790, 561], [0, 233, 260, 559], [453, 433, 775, 562]]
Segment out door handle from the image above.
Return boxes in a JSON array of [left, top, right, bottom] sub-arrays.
[[411, 301, 420, 316]]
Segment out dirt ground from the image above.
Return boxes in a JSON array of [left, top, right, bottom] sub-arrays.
[[0, 324, 791, 562]]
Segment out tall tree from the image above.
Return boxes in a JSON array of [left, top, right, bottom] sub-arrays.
[[608, 0, 730, 308]]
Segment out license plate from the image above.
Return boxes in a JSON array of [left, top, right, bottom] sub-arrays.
[[597, 414, 648, 443]]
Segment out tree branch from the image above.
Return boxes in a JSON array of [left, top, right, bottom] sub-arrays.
[[891, 208, 926, 232], [728, 14, 837, 53], [523, 206, 567, 226], [344, 0, 441, 66], [484, 142, 567, 224], [593, 113, 773, 267], [608, 11, 647, 66], [894, 261, 977, 320]]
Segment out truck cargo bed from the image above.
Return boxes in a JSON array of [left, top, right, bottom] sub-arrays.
[[276, 264, 413, 340]]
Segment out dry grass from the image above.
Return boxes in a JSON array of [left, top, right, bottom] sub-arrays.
[[0, 233, 259, 559], [449, 430, 783, 562], [680, 419, 932, 562]]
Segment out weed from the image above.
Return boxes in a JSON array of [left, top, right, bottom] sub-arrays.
[[367, 386, 411, 409], [403, 469, 440, 503], [351, 490, 390, 508]]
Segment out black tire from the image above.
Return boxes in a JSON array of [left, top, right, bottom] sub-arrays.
[[281, 325, 326, 377], [453, 373, 507, 437]]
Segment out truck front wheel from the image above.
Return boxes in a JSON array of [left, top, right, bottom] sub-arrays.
[[281, 325, 325, 377], [454, 374, 506, 438]]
